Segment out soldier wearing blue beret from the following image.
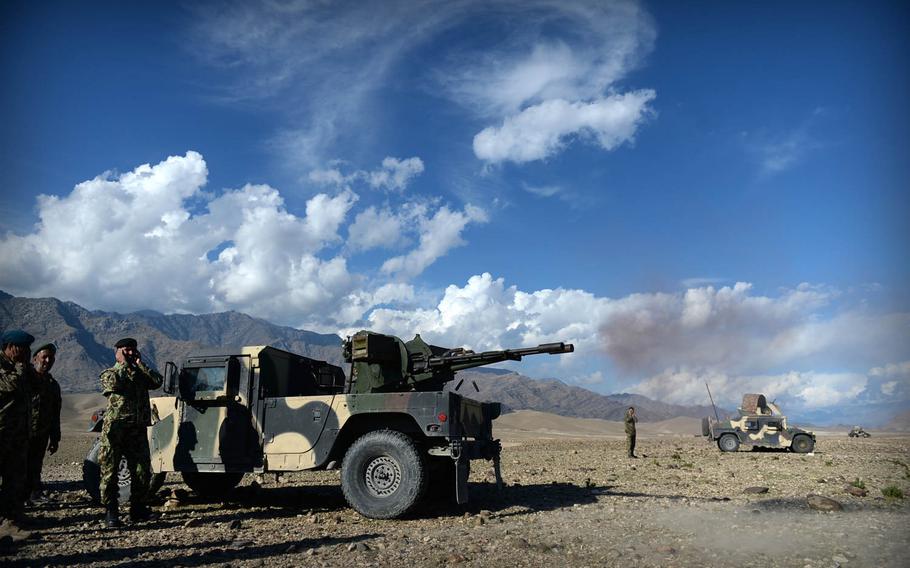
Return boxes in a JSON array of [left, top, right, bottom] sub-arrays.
[[0, 330, 34, 529], [25, 343, 62, 503]]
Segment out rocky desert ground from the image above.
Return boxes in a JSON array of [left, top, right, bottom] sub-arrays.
[[1, 402, 908, 567]]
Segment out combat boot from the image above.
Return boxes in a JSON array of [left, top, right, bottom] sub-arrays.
[[129, 503, 153, 522], [104, 504, 121, 528]]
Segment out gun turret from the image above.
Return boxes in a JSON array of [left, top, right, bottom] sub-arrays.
[[343, 330, 574, 394]]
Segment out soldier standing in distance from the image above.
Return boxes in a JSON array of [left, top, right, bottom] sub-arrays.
[[25, 343, 62, 503], [0, 330, 35, 530], [625, 406, 638, 458], [98, 337, 162, 528]]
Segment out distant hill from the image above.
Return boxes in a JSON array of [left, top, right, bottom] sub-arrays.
[[3, 291, 721, 422], [0, 292, 342, 392], [452, 370, 726, 422], [884, 410, 910, 432]]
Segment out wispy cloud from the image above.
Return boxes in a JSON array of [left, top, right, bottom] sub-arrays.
[[186, 0, 657, 169], [521, 182, 563, 198], [746, 107, 827, 176], [680, 277, 728, 288]]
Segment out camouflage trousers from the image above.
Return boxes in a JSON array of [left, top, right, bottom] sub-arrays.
[[626, 432, 636, 456], [99, 421, 152, 506], [25, 433, 50, 496], [0, 427, 27, 520]]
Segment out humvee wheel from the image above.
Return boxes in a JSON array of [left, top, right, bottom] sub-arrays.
[[718, 434, 740, 452], [341, 429, 427, 519], [82, 437, 166, 503], [181, 472, 244, 498], [790, 435, 815, 454]]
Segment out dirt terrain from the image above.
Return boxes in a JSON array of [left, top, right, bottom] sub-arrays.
[[2, 407, 908, 567]]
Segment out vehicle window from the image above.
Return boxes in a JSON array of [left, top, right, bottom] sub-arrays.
[[181, 366, 227, 394], [765, 421, 780, 429], [745, 421, 758, 430]]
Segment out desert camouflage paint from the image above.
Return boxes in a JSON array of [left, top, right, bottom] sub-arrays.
[[704, 393, 815, 452], [148, 345, 500, 475]]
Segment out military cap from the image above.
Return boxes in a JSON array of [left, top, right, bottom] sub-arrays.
[[114, 337, 138, 349], [33, 342, 57, 357], [1, 329, 35, 347]]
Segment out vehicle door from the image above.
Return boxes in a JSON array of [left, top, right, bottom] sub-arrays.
[[175, 355, 258, 469], [757, 416, 783, 445], [260, 359, 345, 468]]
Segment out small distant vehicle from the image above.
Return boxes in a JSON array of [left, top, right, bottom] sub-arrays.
[[848, 426, 871, 438], [702, 393, 816, 453]]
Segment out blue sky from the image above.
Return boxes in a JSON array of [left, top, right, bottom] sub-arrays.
[[1, 1, 908, 425]]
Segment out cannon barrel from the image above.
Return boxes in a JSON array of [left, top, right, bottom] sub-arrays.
[[343, 330, 575, 394], [428, 342, 574, 372]]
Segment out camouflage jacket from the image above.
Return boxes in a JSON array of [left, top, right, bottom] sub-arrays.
[[0, 354, 30, 434], [624, 413, 637, 434], [100, 361, 163, 427], [29, 370, 62, 443]]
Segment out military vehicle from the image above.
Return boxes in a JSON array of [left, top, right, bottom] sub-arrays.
[[848, 425, 871, 438], [83, 331, 573, 518], [701, 393, 816, 453]]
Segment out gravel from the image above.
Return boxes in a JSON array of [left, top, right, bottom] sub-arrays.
[[1, 432, 908, 567]]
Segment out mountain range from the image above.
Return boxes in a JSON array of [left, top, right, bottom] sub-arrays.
[[2, 291, 721, 421]]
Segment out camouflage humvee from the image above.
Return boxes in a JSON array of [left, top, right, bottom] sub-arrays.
[[848, 425, 871, 438], [702, 393, 815, 453], [83, 331, 573, 519]]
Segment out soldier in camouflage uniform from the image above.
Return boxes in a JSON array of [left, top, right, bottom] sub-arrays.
[[25, 343, 62, 502], [624, 406, 638, 458], [0, 330, 34, 529], [98, 337, 162, 527]]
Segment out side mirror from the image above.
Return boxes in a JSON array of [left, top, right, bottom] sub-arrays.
[[163, 361, 177, 395]]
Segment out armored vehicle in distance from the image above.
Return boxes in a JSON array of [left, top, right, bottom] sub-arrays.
[[848, 425, 871, 438], [83, 331, 573, 518], [702, 393, 815, 453]]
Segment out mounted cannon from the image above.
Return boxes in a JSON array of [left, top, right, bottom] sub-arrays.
[[344, 330, 574, 393]]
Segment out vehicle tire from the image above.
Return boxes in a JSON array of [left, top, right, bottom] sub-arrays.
[[790, 435, 815, 454], [718, 434, 740, 452], [341, 429, 427, 519], [181, 471, 245, 498], [701, 417, 711, 437], [83, 437, 166, 503]]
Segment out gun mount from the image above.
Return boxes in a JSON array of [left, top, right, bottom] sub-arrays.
[[343, 330, 575, 394]]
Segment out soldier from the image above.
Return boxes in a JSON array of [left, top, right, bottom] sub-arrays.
[[0, 330, 34, 530], [624, 406, 638, 458], [98, 337, 162, 528], [25, 343, 62, 503]]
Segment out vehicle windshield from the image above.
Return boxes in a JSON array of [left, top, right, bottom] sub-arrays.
[[181, 366, 227, 395]]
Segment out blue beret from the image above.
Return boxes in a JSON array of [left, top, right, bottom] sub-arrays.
[[33, 342, 57, 357], [1, 330, 35, 347]]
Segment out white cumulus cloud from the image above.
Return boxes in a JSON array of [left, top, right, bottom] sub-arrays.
[[0, 152, 497, 332], [474, 91, 656, 163], [380, 205, 488, 279], [368, 157, 425, 192], [309, 156, 424, 193]]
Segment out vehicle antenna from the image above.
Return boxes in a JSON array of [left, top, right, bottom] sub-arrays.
[[705, 381, 719, 421]]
